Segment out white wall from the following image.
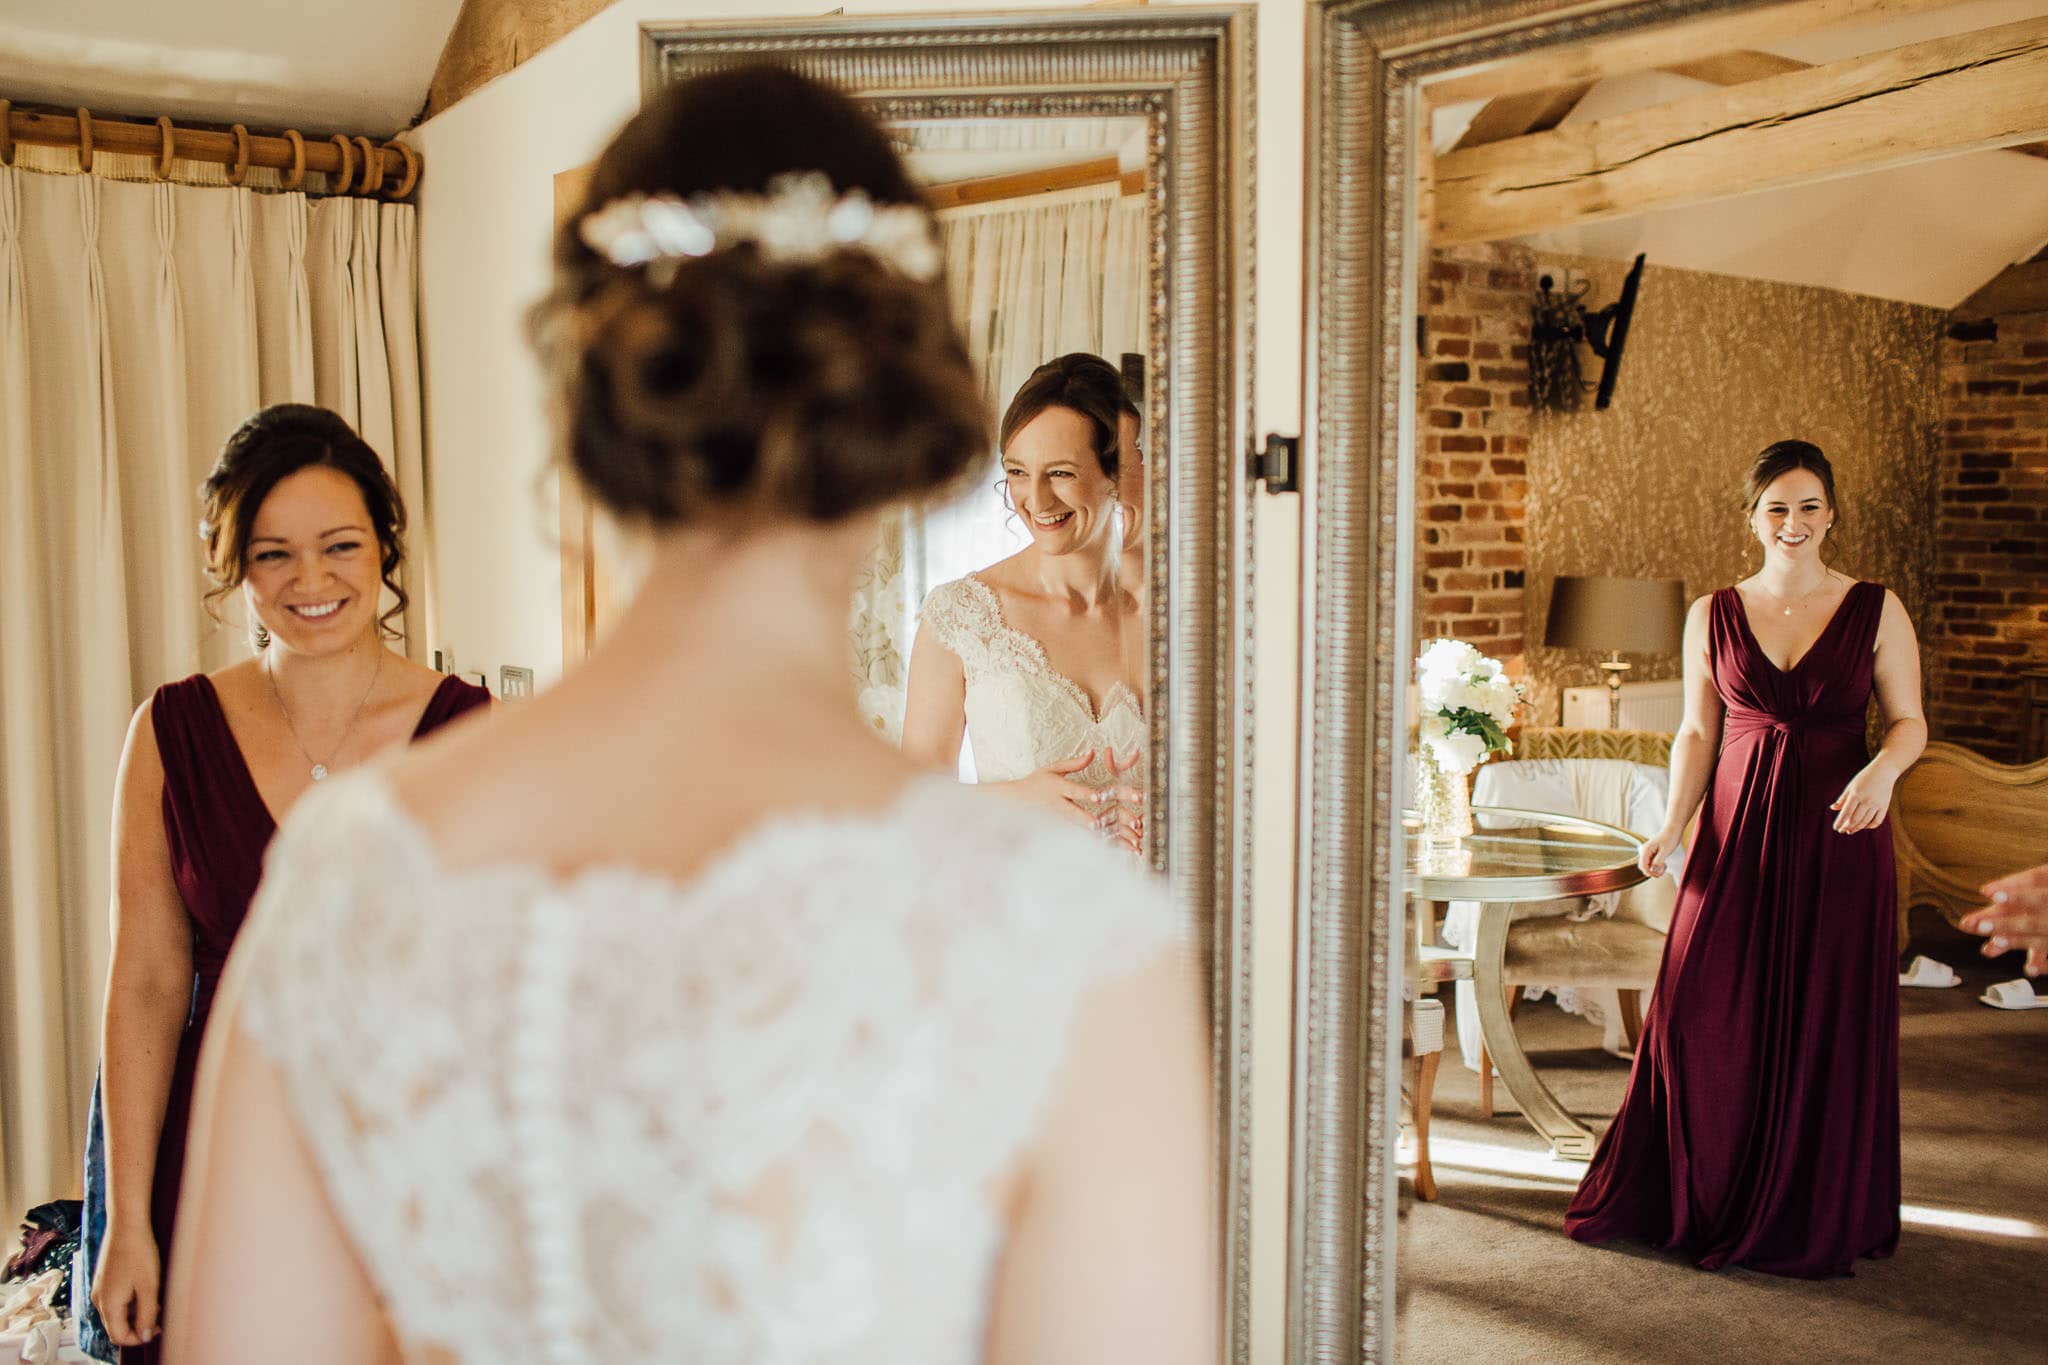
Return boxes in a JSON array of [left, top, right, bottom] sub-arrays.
[[408, 4, 1304, 1359]]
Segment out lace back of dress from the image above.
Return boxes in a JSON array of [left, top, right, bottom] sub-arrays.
[[233, 771, 1179, 1364]]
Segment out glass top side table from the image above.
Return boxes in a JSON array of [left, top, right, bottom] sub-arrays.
[[1406, 805, 1649, 1157]]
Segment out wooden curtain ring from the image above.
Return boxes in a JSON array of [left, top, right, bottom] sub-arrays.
[[280, 129, 306, 191], [76, 107, 93, 172], [353, 136, 382, 195], [328, 134, 355, 194], [227, 125, 251, 185], [381, 140, 419, 199], [154, 116, 176, 180], [0, 101, 13, 168]]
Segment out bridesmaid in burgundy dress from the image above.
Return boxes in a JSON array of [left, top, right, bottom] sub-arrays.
[[85, 406, 490, 1360], [1564, 440, 1926, 1278]]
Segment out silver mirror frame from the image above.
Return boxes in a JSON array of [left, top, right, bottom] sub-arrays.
[[642, 10, 1257, 1360], [1299, 1, 1764, 1359]]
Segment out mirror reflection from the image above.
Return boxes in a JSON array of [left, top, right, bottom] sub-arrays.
[[1394, 2, 2048, 1357], [855, 116, 1155, 850], [567, 114, 1159, 850]]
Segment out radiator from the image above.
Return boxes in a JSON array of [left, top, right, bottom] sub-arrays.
[[1562, 679, 1683, 732]]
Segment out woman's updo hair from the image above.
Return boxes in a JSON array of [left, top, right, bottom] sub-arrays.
[[1743, 439, 1841, 533], [997, 352, 1127, 479], [535, 65, 988, 526], [197, 403, 408, 636]]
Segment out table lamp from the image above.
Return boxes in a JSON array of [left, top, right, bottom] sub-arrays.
[[1543, 575, 1687, 728]]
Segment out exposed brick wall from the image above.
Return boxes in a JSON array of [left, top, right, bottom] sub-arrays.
[[1927, 312, 2048, 763], [1417, 243, 1534, 664]]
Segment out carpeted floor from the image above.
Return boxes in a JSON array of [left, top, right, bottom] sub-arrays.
[[1398, 910, 2048, 1364]]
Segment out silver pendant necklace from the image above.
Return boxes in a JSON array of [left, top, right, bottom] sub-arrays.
[[266, 647, 383, 781], [1762, 572, 1834, 617]]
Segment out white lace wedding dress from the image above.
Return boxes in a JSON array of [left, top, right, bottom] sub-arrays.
[[231, 768, 1180, 1363], [918, 575, 1145, 789]]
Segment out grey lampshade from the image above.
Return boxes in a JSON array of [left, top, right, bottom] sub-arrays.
[[1544, 575, 1687, 655]]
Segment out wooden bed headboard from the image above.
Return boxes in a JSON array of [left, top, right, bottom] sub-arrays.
[[1892, 742, 2048, 948]]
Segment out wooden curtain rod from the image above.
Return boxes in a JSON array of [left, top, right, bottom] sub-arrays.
[[925, 156, 1145, 210], [0, 100, 419, 199]]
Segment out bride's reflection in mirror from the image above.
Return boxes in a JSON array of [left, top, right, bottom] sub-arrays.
[[902, 354, 1147, 851], [842, 113, 1155, 855]]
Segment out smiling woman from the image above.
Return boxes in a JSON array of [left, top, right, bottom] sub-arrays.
[[1564, 440, 1928, 1276], [77, 404, 488, 1364], [197, 406, 412, 658], [902, 353, 1149, 854]]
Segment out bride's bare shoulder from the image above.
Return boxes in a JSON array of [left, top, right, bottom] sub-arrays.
[[971, 550, 1036, 593]]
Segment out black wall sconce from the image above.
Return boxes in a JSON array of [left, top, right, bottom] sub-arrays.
[[1529, 252, 1646, 413]]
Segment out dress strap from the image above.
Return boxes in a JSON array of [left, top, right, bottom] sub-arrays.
[[1841, 580, 1886, 658], [413, 674, 492, 738], [151, 674, 271, 832], [919, 577, 1003, 667], [1707, 586, 1739, 661]]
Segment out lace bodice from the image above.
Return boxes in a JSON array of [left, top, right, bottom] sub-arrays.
[[919, 576, 1145, 785], [232, 769, 1180, 1364]]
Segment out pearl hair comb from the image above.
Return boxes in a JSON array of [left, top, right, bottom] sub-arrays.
[[578, 171, 942, 283]]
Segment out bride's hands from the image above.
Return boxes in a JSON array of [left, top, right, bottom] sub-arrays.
[[1011, 751, 1120, 833], [1009, 750, 1146, 850], [1104, 748, 1146, 854]]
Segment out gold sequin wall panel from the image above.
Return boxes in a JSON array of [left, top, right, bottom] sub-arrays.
[[1524, 253, 1947, 721]]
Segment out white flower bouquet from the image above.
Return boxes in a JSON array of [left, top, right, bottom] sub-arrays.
[[1415, 639, 1524, 776]]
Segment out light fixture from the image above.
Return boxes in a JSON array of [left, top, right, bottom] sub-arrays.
[[1543, 575, 1687, 728]]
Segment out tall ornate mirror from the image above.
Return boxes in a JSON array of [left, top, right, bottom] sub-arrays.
[[562, 10, 1261, 1356], [1302, 0, 2048, 1357]]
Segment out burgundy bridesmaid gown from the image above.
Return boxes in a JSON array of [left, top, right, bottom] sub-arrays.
[[1564, 580, 1900, 1278], [124, 671, 489, 1364]]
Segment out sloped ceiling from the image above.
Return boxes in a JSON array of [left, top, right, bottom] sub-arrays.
[[0, 0, 466, 136], [1431, 0, 2048, 309]]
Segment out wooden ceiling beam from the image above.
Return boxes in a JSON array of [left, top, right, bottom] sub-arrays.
[[1433, 14, 2048, 245], [1662, 44, 2048, 159], [1421, 0, 1976, 109], [1448, 53, 1799, 154], [427, 0, 618, 120]]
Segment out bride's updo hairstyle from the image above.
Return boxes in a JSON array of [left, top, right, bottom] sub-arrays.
[[533, 65, 988, 526], [998, 352, 1127, 477]]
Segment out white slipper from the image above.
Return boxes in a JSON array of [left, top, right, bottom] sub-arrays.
[[1898, 955, 1961, 988], [1980, 979, 2048, 1010]]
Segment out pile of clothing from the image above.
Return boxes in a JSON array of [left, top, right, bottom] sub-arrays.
[[1, 1202, 89, 1363]]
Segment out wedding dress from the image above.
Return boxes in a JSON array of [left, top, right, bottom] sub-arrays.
[[918, 575, 1145, 788], [230, 768, 1180, 1363]]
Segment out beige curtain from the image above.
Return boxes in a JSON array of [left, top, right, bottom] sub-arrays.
[[852, 187, 1148, 743], [0, 150, 425, 1222]]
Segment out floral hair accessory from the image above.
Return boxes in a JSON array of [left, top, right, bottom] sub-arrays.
[[578, 171, 942, 283]]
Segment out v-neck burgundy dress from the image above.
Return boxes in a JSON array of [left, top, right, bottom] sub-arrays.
[[1564, 581, 1900, 1278], [89, 671, 488, 1364]]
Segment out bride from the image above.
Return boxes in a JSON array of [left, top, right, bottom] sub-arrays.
[[902, 353, 1148, 852], [163, 66, 1214, 1363]]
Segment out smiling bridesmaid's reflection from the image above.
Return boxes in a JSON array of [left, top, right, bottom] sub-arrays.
[[902, 353, 1146, 852]]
